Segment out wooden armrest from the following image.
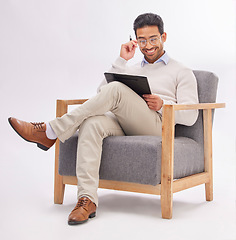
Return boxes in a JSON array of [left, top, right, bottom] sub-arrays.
[[65, 99, 88, 105], [164, 103, 225, 111], [56, 99, 88, 117], [161, 102, 225, 141], [57, 99, 88, 106], [56, 100, 225, 118]]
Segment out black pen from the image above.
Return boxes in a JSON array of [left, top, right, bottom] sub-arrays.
[[129, 35, 132, 41]]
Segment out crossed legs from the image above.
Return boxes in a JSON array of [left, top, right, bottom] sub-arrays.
[[50, 82, 162, 205], [9, 81, 162, 224]]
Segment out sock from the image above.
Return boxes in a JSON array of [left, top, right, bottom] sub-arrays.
[[46, 122, 57, 140]]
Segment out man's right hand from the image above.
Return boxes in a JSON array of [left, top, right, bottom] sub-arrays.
[[120, 40, 138, 61]]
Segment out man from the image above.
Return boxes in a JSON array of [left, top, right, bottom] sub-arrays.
[[8, 13, 199, 225]]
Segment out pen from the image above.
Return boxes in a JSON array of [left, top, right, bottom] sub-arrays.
[[129, 35, 132, 41]]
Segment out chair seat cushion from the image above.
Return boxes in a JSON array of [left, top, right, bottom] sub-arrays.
[[59, 134, 204, 186]]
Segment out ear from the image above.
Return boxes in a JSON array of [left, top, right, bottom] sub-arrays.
[[161, 32, 167, 43]]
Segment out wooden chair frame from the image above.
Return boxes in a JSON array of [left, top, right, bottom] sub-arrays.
[[54, 99, 225, 219]]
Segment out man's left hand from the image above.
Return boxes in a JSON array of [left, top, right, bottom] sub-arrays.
[[143, 94, 163, 111]]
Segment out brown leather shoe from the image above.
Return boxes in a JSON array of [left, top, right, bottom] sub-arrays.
[[8, 117, 56, 151], [68, 197, 96, 225]]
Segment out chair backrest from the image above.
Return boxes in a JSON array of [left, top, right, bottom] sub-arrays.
[[175, 70, 219, 145]]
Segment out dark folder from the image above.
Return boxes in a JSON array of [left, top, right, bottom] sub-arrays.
[[104, 72, 151, 97]]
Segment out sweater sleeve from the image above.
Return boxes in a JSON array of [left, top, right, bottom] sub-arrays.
[[97, 57, 128, 93], [174, 69, 199, 126]]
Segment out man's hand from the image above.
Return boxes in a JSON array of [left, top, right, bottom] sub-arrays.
[[120, 40, 138, 61], [143, 94, 163, 111]]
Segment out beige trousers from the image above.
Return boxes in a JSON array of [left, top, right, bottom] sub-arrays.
[[50, 82, 162, 205]]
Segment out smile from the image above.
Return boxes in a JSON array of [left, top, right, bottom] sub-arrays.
[[144, 48, 157, 55]]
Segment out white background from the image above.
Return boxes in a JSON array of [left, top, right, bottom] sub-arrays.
[[0, 0, 235, 240]]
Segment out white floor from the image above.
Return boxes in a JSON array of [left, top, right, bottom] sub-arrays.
[[0, 129, 235, 240]]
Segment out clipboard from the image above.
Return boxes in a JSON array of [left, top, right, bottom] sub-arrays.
[[104, 72, 151, 97]]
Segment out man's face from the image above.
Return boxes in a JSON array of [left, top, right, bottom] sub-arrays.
[[136, 26, 167, 64]]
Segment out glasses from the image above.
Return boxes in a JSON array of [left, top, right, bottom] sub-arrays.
[[137, 36, 162, 48]]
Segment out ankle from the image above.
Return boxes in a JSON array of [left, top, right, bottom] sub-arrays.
[[45, 122, 57, 140]]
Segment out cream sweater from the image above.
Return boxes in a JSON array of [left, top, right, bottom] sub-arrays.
[[98, 57, 199, 126]]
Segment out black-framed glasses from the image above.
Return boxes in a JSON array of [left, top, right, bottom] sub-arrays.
[[137, 36, 162, 48]]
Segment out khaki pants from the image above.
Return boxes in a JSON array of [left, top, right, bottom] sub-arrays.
[[50, 82, 162, 205]]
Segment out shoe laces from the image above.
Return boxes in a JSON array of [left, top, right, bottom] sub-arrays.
[[30, 122, 44, 130], [72, 198, 89, 212]]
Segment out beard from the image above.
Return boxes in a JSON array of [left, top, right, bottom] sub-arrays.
[[142, 46, 163, 63]]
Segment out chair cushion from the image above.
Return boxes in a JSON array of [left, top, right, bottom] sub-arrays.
[[59, 134, 204, 185]]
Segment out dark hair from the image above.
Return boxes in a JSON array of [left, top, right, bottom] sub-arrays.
[[133, 13, 164, 36]]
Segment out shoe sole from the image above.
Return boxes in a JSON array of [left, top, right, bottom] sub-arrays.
[[68, 212, 96, 225], [8, 117, 49, 151]]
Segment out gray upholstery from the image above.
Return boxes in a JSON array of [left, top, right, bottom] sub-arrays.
[[59, 70, 219, 185]]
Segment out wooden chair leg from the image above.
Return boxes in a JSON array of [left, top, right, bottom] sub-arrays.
[[161, 186, 173, 219], [54, 100, 68, 204], [205, 180, 213, 201], [203, 109, 213, 201], [54, 139, 65, 204], [54, 176, 65, 204], [161, 105, 175, 219]]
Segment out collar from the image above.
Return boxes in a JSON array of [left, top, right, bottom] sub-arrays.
[[141, 51, 169, 67]]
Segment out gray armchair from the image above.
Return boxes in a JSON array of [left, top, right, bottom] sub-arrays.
[[54, 70, 225, 219]]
